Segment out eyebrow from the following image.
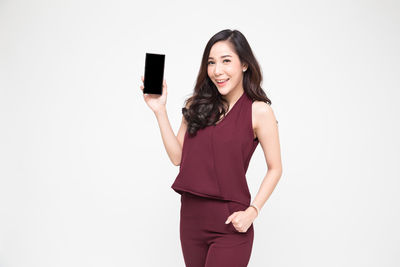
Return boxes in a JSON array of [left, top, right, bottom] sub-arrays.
[[208, 55, 232, 60]]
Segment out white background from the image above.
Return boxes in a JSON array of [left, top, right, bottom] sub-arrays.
[[1, 0, 399, 266]]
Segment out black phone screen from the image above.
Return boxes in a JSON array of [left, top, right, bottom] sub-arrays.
[[143, 53, 165, 95]]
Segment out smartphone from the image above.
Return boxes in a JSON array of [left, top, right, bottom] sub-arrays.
[[143, 53, 165, 95]]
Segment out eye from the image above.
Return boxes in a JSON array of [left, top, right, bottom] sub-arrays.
[[207, 59, 230, 65]]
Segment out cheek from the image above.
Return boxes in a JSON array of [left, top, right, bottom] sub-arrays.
[[228, 72, 240, 83], [226, 67, 240, 78], [207, 67, 213, 78]]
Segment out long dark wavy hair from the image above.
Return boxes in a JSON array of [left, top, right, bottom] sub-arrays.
[[183, 29, 272, 137]]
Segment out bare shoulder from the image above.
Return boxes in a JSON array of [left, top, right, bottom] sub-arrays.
[[252, 100, 273, 114], [251, 101, 282, 170], [252, 100, 278, 140], [252, 100, 276, 129]]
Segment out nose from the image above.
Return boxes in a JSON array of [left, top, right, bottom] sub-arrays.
[[213, 62, 223, 76]]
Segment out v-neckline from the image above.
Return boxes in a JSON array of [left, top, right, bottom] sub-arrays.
[[214, 91, 245, 127]]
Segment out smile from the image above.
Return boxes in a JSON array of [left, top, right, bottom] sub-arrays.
[[216, 78, 229, 86]]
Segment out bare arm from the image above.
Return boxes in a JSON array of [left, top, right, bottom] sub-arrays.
[[154, 108, 187, 166], [248, 101, 283, 214], [140, 76, 188, 166]]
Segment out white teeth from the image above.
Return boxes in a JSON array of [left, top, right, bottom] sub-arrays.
[[217, 79, 228, 82]]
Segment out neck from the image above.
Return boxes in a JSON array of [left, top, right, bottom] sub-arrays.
[[224, 89, 244, 106]]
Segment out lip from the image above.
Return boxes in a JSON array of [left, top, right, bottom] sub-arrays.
[[216, 78, 229, 86]]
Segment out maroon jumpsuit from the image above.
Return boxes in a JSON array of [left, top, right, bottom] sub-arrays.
[[171, 91, 259, 267]]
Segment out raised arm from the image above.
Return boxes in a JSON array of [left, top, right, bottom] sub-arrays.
[[140, 76, 188, 166]]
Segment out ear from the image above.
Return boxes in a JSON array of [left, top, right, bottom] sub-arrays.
[[242, 63, 248, 71]]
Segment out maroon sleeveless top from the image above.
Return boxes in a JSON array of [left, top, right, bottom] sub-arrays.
[[171, 91, 259, 206]]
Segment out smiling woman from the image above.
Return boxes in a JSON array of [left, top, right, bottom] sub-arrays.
[[140, 28, 282, 267]]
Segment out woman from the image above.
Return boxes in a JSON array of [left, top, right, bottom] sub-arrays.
[[140, 29, 282, 267]]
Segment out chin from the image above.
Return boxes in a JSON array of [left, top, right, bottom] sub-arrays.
[[215, 87, 229, 95], [220, 90, 233, 96], [217, 91, 227, 96]]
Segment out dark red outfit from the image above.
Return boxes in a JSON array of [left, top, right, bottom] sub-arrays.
[[171, 91, 259, 267]]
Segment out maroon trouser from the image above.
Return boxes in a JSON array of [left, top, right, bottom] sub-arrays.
[[179, 191, 254, 267]]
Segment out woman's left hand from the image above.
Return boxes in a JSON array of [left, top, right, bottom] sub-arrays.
[[225, 207, 258, 233]]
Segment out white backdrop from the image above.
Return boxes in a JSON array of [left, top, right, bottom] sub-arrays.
[[1, 0, 399, 266]]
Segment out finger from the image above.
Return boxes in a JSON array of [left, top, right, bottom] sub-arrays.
[[225, 214, 233, 224], [141, 75, 144, 81], [162, 79, 167, 95]]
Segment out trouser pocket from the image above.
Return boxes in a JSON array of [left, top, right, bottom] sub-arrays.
[[225, 201, 254, 233]]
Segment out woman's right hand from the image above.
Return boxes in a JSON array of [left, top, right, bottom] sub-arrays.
[[140, 75, 168, 114]]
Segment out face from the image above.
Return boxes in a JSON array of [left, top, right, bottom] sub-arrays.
[[207, 40, 247, 97]]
